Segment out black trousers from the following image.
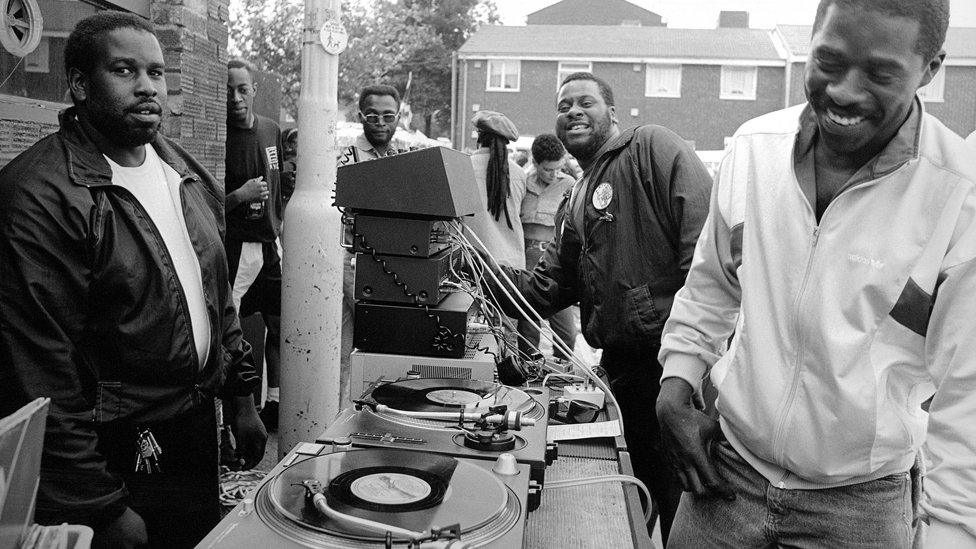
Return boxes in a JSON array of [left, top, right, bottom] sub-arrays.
[[96, 400, 220, 548], [601, 344, 683, 547]]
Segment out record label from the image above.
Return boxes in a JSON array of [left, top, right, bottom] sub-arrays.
[[426, 389, 485, 406], [350, 472, 432, 505]]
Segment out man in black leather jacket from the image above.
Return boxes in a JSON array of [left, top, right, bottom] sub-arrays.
[[0, 12, 265, 548], [492, 72, 712, 544]]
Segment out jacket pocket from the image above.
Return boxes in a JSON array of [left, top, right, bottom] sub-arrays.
[[623, 284, 662, 339], [94, 381, 127, 423]]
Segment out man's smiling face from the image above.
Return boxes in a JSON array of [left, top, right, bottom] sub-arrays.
[[555, 79, 616, 164], [805, 3, 942, 163]]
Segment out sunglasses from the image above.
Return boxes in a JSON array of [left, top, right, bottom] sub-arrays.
[[360, 112, 398, 125]]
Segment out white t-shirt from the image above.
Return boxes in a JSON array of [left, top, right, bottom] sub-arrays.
[[105, 146, 211, 367]]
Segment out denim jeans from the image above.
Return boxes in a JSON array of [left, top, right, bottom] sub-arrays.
[[668, 439, 913, 548]]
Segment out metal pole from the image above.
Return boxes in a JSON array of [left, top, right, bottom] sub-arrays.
[[279, 0, 345, 457], [450, 51, 458, 147]]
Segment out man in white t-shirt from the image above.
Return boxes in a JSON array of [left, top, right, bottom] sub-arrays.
[[0, 12, 265, 549]]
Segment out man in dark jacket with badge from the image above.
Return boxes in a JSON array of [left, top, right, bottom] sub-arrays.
[[0, 12, 265, 548], [490, 72, 712, 544]]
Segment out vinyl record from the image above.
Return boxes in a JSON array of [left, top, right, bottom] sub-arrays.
[[258, 448, 518, 545], [370, 378, 537, 415]]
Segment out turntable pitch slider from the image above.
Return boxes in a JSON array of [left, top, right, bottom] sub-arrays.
[[297, 479, 471, 549], [356, 402, 537, 430]]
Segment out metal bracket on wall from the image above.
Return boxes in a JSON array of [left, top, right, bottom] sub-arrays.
[[1, 0, 43, 57]]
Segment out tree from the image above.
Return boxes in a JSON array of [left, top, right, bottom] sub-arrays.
[[229, 0, 303, 119], [229, 0, 498, 136]]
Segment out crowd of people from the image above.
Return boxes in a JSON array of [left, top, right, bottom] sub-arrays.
[[1, 0, 976, 547]]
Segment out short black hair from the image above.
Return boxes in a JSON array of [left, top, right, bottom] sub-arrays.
[[531, 134, 565, 164], [227, 57, 256, 74], [64, 11, 155, 79], [813, 0, 949, 61], [359, 84, 401, 111], [559, 72, 614, 106]]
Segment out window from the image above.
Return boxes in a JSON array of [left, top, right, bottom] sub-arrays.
[[487, 60, 520, 92], [720, 66, 757, 100], [645, 64, 682, 98], [557, 61, 591, 89], [917, 68, 945, 103]]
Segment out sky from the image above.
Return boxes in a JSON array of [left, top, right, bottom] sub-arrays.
[[496, 0, 976, 28]]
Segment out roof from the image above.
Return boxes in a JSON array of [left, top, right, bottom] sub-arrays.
[[527, 0, 662, 26], [776, 25, 976, 64], [459, 25, 783, 63]]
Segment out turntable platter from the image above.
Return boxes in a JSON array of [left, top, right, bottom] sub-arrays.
[[256, 449, 522, 547], [370, 378, 540, 416]]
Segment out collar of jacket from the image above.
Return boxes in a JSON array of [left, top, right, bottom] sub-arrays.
[[58, 106, 195, 188], [793, 96, 923, 181], [581, 126, 638, 177]]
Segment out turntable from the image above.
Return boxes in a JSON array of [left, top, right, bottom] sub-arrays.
[[318, 379, 555, 509], [198, 447, 529, 548]]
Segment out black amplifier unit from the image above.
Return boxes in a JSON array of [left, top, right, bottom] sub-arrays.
[[336, 147, 481, 218], [352, 214, 453, 258], [354, 247, 458, 305], [354, 291, 474, 358]]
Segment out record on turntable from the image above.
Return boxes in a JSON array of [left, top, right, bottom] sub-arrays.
[[368, 378, 545, 421], [254, 448, 523, 547]]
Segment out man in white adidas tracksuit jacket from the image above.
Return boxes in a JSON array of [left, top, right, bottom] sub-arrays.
[[656, 0, 976, 546]]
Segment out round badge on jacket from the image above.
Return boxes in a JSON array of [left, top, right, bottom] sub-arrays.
[[592, 182, 613, 210]]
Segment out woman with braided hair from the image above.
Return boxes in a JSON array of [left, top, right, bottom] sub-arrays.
[[466, 110, 527, 269]]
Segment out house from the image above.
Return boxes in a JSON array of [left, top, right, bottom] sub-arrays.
[[526, 0, 664, 27], [0, 0, 231, 177], [454, 24, 785, 151], [775, 25, 976, 138]]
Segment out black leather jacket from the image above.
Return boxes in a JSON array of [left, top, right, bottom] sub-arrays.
[[499, 125, 712, 351], [0, 108, 258, 523]]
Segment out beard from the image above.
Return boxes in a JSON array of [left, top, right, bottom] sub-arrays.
[[558, 111, 613, 163], [84, 94, 162, 148]]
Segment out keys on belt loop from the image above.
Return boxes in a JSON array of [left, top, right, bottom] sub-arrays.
[[135, 427, 163, 473]]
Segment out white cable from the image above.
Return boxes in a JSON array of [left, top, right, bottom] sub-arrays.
[[540, 373, 587, 388], [450, 232, 560, 367], [454, 224, 619, 404], [546, 475, 654, 524], [452, 223, 623, 428], [450, 227, 555, 352]]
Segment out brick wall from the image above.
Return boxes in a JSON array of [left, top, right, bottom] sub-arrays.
[[460, 58, 976, 152], [152, 0, 229, 180], [787, 62, 976, 138], [921, 66, 976, 138], [788, 61, 806, 106], [0, 98, 60, 167], [459, 59, 785, 151]]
